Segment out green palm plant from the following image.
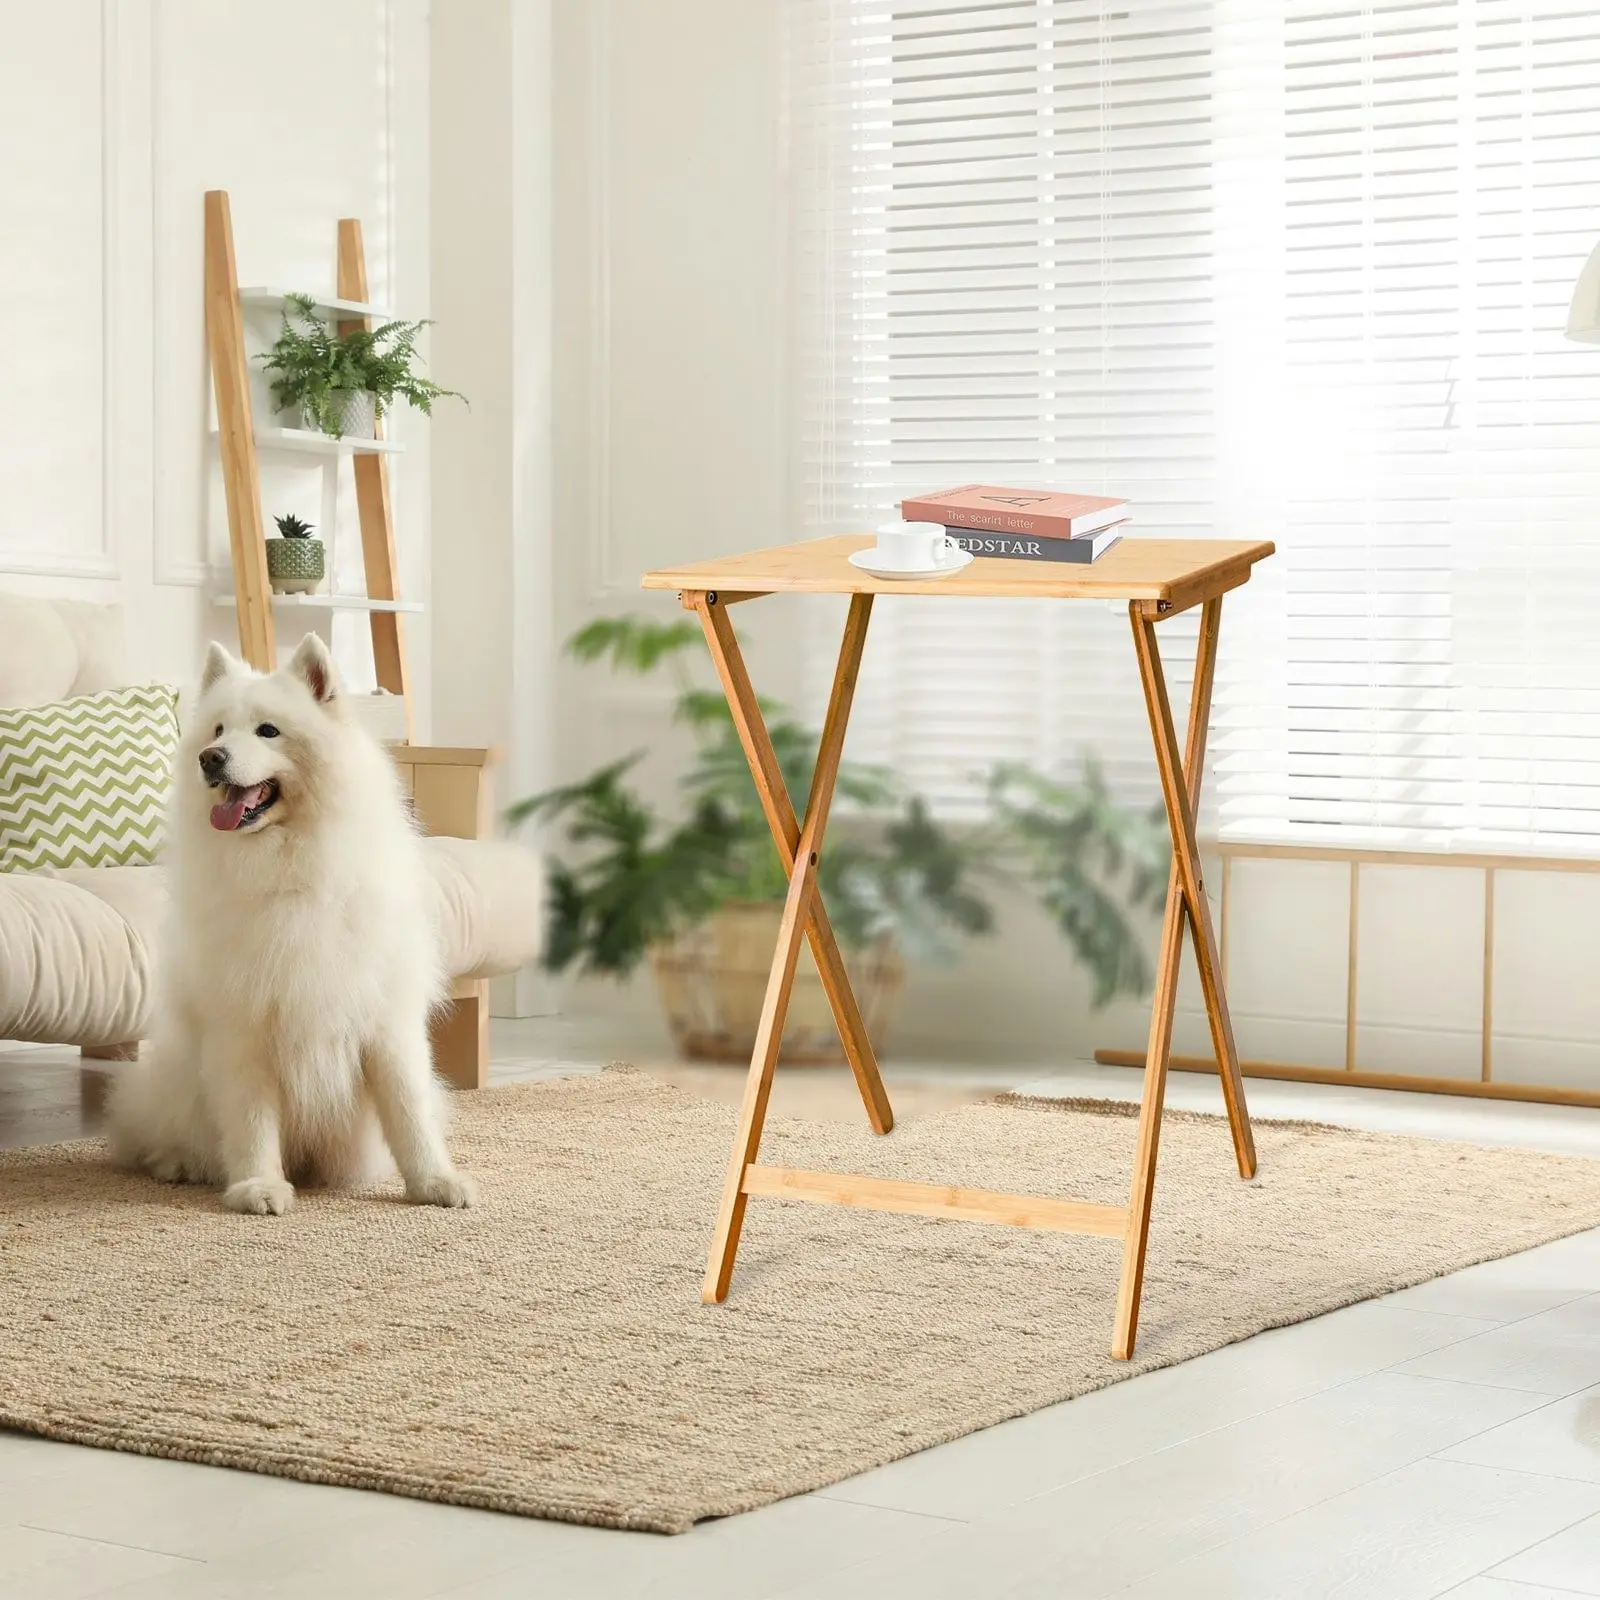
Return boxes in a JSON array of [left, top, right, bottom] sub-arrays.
[[987, 763, 1169, 1004], [510, 615, 1169, 1007]]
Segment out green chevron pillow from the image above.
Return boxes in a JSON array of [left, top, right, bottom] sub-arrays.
[[0, 684, 180, 872]]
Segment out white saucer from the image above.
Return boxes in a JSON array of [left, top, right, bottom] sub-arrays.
[[847, 546, 975, 581]]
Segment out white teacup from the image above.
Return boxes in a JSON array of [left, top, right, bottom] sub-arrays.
[[873, 521, 955, 571]]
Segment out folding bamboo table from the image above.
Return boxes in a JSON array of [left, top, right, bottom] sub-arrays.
[[641, 533, 1275, 1358]]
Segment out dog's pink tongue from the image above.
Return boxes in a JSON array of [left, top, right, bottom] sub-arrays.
[[209, 784, 266, 832]]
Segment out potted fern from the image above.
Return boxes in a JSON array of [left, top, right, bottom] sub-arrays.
[[266, 513, 323, 594], [257, 293, 465, 439], [510, 616, 1167, 1063]]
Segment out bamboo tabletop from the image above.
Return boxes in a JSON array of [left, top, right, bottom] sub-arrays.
[[641, 534, 1275, 609]]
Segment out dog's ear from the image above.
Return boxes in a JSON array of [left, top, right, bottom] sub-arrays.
[[286, 633, 340, 706], [200, 641, 241, 694]]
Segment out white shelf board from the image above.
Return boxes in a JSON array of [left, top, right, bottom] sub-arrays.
[[213, 592, 424, 615], [239, 287, 396, 321], [253, 426, 405, 456]]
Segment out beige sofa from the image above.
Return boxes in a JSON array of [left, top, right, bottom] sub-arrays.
[[0, 593, 542, 1087]]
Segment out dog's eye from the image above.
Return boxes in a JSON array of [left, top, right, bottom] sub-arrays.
[[213, 724, 223, 738], [255, 723, 280, 739]]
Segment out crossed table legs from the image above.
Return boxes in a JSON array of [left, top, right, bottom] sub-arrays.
[[686, 587, 1256, 1359]]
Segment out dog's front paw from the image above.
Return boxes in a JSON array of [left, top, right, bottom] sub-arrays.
[[222, 1177, 296, 1216], [407, 1171, 478, 1209]]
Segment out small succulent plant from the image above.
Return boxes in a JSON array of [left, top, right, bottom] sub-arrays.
[[273, 514, 315, 540]]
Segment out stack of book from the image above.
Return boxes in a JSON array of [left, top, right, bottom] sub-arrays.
[[900, 485, 1129, 564]]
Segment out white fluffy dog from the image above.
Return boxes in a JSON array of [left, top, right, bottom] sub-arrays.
[[108, 634, 476, 1215]]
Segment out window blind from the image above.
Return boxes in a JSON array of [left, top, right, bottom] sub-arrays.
[[789, 0, 1600, 851], [789, 0, 1207, 818]]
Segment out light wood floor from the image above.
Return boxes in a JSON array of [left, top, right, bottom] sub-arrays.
[[4, 1022, 1600, 1599]]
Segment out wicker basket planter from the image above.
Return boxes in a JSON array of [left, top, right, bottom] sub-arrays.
[[650, 901, 904, 1064]]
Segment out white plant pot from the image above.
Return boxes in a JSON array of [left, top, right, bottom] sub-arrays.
[[324, 389, 376, 439]]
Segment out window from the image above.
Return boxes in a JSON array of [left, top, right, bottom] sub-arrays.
[[790, 0, 1600, 851]]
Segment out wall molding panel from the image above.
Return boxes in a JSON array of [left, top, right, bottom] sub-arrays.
[[584, 0, 618, 602], [0, 0, 122, 582], [0, 0, 427, 693]]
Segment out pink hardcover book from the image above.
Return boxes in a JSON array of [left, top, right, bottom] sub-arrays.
[[900, 484, 1128, 540]]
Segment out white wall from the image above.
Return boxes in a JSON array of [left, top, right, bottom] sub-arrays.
[[552, 0, 803, 741], [430, 0, 554, 793], [533, 0, 812, 1037], [428, 0, 557, 1016], [0, 0, 431, 719], [432, 0, 789, 820]]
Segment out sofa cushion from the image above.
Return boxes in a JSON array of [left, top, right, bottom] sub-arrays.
[[0, 685, 180, 872], [0, 870, 157, 1047], [0, 839, 541, 1047], [0, 593, 128, 709], [45, 864, 168, 952], [50, 847, 536, 978], [424, 836, 545, 979]]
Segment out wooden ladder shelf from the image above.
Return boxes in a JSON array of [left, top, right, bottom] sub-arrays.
[[201, 188, 495, 1090], [202, 188, 413, 735]]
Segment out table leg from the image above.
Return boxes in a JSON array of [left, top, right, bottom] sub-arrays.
[[692, 592, 888, 1303], [1179, 646, 1255, 1180], [1114, 598, 1257, 1359], [691, 595, 894, 1137]]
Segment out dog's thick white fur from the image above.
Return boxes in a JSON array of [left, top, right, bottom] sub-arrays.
[[108, 634, 476, 1216]]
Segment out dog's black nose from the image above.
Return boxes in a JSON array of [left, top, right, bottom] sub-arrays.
[[198, 746, 228, 783]]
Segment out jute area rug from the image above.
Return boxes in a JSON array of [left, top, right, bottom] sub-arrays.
[[5, 1066, 1600, 1534]]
